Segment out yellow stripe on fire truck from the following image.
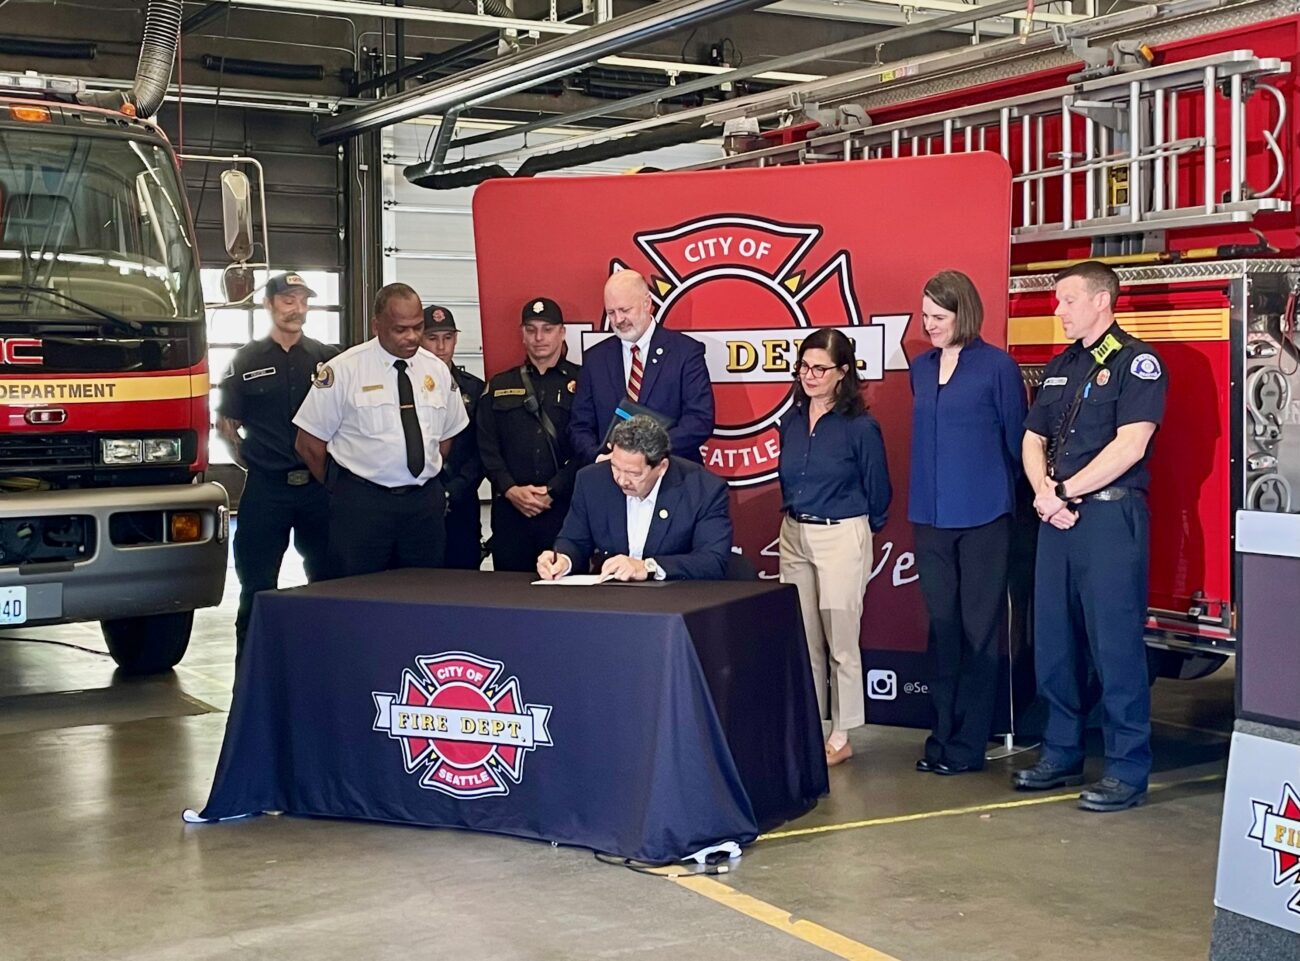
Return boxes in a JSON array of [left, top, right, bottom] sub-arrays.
[[1010, 308, 1230, 346], [0, 373, 210, 404]]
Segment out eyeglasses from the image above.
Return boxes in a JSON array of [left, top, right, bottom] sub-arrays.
[[795, 362, 838, 378]]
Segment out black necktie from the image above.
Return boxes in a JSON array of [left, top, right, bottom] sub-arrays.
[[393, 359, 424, 478]]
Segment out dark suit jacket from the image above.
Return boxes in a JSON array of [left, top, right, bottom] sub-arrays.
[[554, 457, 732, 581], [568, 324, 715, 464]]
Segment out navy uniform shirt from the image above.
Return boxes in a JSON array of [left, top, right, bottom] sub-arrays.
[[218, 335, 338, 473], [442, 363, 486, 506], [1024, 323, 1167, 491], [477, 358, 582, 503], [778, 404, 892, 531]]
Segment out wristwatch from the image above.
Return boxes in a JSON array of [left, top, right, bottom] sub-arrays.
[[644, 558, 665, 581], [1054, 480, 1069, 501]]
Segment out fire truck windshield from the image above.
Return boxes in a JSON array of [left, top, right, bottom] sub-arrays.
[[0, 127, 203, 323]]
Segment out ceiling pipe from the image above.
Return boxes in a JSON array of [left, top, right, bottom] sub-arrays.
[[315, 0, 775, 144], [448, 0, 1032, 155], [202, 0, 585, 36], [444, 0, 1170, 177]]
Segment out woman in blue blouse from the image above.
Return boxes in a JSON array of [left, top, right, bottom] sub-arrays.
[[779, 328, 892, 768], [909, 270, 1027, 775]]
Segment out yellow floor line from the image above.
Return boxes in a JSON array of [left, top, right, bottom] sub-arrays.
[[674, 874, 903, 961], [1151, 717, 1232, 739], [758, 771, 1226, 842]]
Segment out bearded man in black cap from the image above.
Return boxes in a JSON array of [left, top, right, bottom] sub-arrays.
[[422, 304, 486, 569]]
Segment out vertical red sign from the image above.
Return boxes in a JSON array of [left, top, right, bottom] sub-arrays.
[[474, 153, 1012, 726]]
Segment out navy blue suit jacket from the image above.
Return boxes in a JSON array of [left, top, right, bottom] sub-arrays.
[[568, 324, 715, 464], [554, 457, 733, 581]]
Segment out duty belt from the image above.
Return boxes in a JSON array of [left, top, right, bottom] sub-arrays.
[[251, 467, 314, 486], [1083, 486, 1137, 502], [339, 466, 433, 495]]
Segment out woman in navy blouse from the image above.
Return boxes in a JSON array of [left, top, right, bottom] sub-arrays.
[[779, 328, 891, 768], [909, 270, 1027, 775]]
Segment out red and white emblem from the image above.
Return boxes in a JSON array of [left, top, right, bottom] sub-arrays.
[[1248, 781, 1300, 914], [372, 652, 553, 799], [567, 214, 910, 486]]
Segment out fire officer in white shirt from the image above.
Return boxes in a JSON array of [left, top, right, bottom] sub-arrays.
[[293, 283, 469, 576]]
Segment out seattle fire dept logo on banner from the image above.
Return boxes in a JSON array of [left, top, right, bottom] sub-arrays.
[[581, 214, 909, 486], [372, 652, 553, 799], [1247, 781, 1300, 915]]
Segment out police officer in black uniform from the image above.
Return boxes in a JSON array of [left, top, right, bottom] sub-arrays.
[[217, 272, 338, 654], [422, 304, 485, 569], [1013, 260, 1168, 812], [477, 297, 581, 572]]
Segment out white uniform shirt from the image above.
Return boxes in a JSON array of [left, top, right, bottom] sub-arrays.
[[293, 339, 469, 488], [625, 472, 664, 561], [621, 322, 657, 389]]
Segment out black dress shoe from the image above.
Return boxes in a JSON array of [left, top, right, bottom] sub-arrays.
[[934, 760, 982, 776], [1078, 776, 1147, 812], [915, 758, 939, 773], [1012, 759, 1085, 791]]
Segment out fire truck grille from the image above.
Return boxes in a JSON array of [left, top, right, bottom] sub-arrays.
[[0, 433, 95, 471]]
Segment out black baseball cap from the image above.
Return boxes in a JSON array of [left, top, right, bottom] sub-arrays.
[[424, 304, 457, 331], [264, 272, 317, 298], [521, 297, 563, 325]]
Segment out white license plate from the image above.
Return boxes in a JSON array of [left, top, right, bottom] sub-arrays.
[[0, 587, 27, 625]]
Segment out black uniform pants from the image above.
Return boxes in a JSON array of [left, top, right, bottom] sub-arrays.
[[489, 497, 566, 573], [1034, 496, 1151, 788], [444, 491, 484, 570], [914, 515, 1012, 769], [233, 469, 330, 648], [328, 472, 446, 578]]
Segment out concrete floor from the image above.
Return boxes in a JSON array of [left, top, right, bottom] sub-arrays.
[[0, 536, 1231, 961]]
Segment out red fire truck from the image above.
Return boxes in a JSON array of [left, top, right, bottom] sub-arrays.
[[0, 73, 234, 673], [688, 0, 1300, 680]]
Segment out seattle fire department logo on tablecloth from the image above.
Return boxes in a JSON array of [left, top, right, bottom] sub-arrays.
[[1247, 781, 1300, 915], [372, 652, 553, 799], [585, 214, 909, 486]]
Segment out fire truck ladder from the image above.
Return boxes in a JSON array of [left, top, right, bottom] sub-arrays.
[[724, 49, 1292, 245]]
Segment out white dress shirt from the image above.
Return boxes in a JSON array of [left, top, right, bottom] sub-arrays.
[[293, 339, 469, 488], [621, 322, 657, 390], [625, 472, 664, 561]]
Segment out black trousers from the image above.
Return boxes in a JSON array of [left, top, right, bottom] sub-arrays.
[[328, 473, 446, 578], [914, 515, 1012, 768], [444, 493, 484, 570], [233, 469, 330, 649], [1035, 497, 1151, 787], [489, 497, 566, 573]]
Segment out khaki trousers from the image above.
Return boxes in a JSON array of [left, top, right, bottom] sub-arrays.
[[779, 514, 872, 732]]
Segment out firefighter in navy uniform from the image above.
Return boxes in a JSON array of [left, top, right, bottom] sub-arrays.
[[1013, 261, 1168, 812], [477, 297, 581, 572], [217, 272, 338, 654], [422, 304, 485, 569]]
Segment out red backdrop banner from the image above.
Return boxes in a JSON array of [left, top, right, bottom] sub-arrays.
[[474, 153, 1012, 725]]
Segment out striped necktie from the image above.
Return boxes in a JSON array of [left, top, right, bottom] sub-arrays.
[[628, 345, 644, 402]]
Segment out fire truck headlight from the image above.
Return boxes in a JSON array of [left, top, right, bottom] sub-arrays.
[[143, 438, 182, 463], [101, 438, 143, 464]]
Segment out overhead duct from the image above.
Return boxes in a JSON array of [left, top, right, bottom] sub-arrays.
[[76, 0, 181, 119], [316, 0, 773, 144], [404, 125, 717, 190], [0, 37, 97, 60], [406, 163, 512, 191], [200, 54, 326, 82]]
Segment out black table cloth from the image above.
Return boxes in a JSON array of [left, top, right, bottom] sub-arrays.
[[197, 570, 826, 861]]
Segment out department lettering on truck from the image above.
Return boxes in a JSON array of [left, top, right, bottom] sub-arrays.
[[0, 381, 116, 401]]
